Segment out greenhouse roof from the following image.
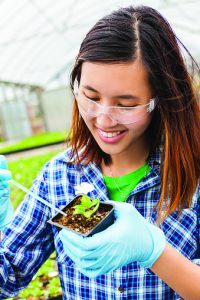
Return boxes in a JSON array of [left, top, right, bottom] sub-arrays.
[[0, 0, 199, 88]]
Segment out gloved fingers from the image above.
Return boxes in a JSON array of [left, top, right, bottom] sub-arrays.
[[63, 246, 82, 264], [0, 184, 10, 204], [0, 169, 12, 181], [79, 249, 111, 269], [78, 222, 119, 251], [0, 198, 14, 230], [60, 235, 87, 259], [76, 218, 125, 253], [59, 229, 98, 251], [78, 241, 111, 263], [78, 257, 97, 269], [78, 267, 102, 278], [77, 244, 107, 268], [0, 155, 8, 169], [59, 228, 115, 267], [0, 181, 10, 190], [80, 243, 120, 270], [59, 227, 112, 251], [59, 229, 85, 247], [0, 155, 12, 181], [78, 255, 117, 278], [0, 193, 10, 206], [59, 235, 100, 269], [62, 240, 113, 270]]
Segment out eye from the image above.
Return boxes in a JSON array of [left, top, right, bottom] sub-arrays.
[[117, 103, 138, 108], [83, 92, 99, 101]]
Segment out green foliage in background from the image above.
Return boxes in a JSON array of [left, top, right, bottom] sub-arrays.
[[8, 150, 61, 209], [7, 149, 62, 299], [0, 131, 70, 154], [8, 253, 62, 300]]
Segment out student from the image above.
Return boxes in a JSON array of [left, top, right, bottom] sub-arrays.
[[0, 5, 200, 300]]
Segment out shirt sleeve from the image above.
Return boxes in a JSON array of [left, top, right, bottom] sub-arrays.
[[0, 163, 55, 299], [174, 193, 200, 300]]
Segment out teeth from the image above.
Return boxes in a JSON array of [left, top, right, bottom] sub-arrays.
[[100, 130, 121, 138]]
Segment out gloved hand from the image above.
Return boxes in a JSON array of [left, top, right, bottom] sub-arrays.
[[0, 155, 14, 230], [59, 201, 166, 278]]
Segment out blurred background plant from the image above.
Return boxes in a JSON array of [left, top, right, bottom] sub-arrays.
[[0, 131, 67, 155], [5, 142, 63, 300]]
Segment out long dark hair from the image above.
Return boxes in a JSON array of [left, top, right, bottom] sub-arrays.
[[68, 5, 200, 219]]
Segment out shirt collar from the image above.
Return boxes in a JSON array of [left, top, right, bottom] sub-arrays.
[[61, 146, 162, 198]]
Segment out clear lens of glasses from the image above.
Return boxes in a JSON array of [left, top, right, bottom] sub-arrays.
[[74, 83, 156, 125]]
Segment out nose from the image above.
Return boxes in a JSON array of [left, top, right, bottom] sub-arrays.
[[96, 112, 118, 127]]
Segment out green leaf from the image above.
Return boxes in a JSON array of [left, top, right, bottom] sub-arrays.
[[72, 194, 100, 219], [73, 207, 86, 215], [81, 194, 92, 207], [83, 210, 96, 218]]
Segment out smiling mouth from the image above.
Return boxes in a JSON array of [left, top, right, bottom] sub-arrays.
[[98, 129, 125, 138]]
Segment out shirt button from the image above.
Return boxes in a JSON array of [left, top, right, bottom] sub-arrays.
[[118, 286, 125, 293]]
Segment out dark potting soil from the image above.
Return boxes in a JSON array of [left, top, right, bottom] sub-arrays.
[[54, 197, 111, 234], [47, 296, 62, 300]]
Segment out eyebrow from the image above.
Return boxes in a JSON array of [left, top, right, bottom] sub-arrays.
[[82, 85, 140, 100]]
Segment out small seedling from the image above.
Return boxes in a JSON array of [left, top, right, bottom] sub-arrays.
[[72, 194, 100, 219]]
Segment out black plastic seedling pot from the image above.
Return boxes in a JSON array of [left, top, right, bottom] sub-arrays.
[[48, 196, 115, 237]]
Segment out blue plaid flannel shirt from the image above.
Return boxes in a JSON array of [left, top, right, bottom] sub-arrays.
[[0, 148, 199, 299]]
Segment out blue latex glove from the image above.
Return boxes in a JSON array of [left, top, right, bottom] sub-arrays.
[[0, 155, 14, 230], [59, 201, 166, 278]]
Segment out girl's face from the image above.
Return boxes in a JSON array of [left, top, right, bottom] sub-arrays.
[[78, 60, 154, 161]]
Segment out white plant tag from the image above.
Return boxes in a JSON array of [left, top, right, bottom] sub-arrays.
[[74, 182, 95, 195]]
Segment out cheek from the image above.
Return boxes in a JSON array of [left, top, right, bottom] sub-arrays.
[[79, 111, 93, 129], [125, 115, 152, 132]]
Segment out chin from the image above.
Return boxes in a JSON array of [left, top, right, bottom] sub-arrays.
[[98, 144, 123, 156]]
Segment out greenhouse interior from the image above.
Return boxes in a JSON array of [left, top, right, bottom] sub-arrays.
[[0, 0, 199, 142], [0, 1, 200, 299]]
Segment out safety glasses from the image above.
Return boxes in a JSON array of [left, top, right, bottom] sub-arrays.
[[74, 84, 157, 125]]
